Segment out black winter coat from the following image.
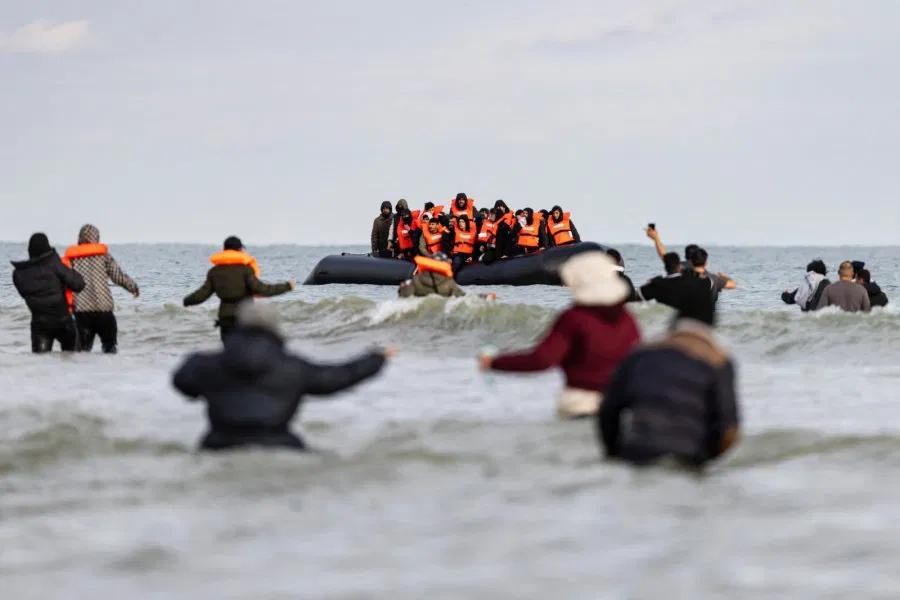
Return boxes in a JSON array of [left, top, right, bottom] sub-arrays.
[[11, 251, 85, 325], [863, 282, 889, 308], [173, 327, 386, 450], [599, 329, 739, 466]]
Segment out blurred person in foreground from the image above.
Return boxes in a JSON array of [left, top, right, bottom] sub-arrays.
[[173, 301, 391, 451], [479, 252, 640, 419], [599, 310, 740, 468]]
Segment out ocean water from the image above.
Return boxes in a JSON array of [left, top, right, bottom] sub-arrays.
[[1, 242, 899, 599]]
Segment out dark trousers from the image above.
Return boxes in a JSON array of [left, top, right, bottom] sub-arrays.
[[217, 316, 237, 342], [452, 253, 471, 274], [75, 311, 118, 354], [31, 318, 79, 353]]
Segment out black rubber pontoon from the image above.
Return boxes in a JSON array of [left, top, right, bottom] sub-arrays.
[[304, 242, 608, 286]]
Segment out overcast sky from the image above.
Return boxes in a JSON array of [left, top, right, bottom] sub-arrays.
[[2, 1, 898, 246]]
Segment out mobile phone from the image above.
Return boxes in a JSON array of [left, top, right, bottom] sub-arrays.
[[648, 223, 656, 230]]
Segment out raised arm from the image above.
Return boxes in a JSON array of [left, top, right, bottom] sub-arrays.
[[646, 227, 667, 260], [246, 269, 293, 297], [490, 314, 572, 372], [301, 351, 387, 396]]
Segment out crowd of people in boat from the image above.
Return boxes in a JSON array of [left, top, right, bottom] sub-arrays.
[[371, 193, 581, 272]]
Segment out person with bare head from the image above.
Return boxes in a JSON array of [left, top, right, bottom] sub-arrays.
[[817, 261, 871, 312]]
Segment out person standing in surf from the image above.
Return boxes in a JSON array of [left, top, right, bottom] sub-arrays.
[[183, 236, 295, 341], [479, 252, 640, 419]]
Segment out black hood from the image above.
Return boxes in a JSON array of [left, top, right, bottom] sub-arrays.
[[221, 327, 285, 378], [11, 250, 57, 269]]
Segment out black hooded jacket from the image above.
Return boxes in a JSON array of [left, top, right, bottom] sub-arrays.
[[863, 282, 889, 308], [11, 251, 86, 325], [172, 327, 386, 450]]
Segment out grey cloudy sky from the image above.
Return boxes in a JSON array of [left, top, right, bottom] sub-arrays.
[[2, 1, 898, 246]]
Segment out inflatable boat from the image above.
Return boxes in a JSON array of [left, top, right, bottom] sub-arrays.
[[303, 242, 609, 286]]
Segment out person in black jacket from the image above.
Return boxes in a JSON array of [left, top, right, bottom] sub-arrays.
[[11, 233, 86, 353], [856, 269, 889, 308], [599, 318, 740, 467], [173, 301, 391, 451]]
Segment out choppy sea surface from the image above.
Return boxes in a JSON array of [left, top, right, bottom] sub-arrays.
[[1, 242, 898, 599]]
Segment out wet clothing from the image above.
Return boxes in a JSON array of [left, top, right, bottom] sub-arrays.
[[398, 271, 465, 298], [863, 282, 889, 308], [75, 311, 118, 354], [782, 272, 830, 311], [817, 280, 871, 312], [371, 213, 393, 257], [31, 319, 79, 353], [700, 272, 728, 304], [183, 265, 292, 323], [599, 322, 739, 466], [490, 305, 640, 393], [67, 224, 138, 313], [173, 326, 386, 451], [637, 273, 716, 325], [12, 250, 85, 326]]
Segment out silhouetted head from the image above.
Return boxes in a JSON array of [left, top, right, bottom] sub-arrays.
[[806, 259, 827, 276], [380, 201, 392, 216], [851, 260, 865, 277], [550, 205, 563, 221], [424, 202, 435, 212], [493, 199, 509, 213], [401, 210, 413, 225], [457, 215, 470, 231], [428, 219, 439, 232], [838, 261, 854, 280], [684, 244, 700, 262], [524, 208, 535, 225], [27, 233, 52, 258], [223, 236, 243, 251], [690, 247, 709, 268], [857, 268, 872, 284], [455, 193, 468, 209], [663, 252, 682, 275]]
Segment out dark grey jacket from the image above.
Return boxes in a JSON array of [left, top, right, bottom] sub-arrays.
[[599, 324, 739, 466], [173, 327, 386, 450]]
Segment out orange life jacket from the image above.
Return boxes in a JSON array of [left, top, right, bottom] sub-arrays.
[[414, 256, 453, 279], [61, 243, 109, 312], [421, 229, 445, 255], [397, 221, 415, 251], [500, 212, 516, 229], [478, 220, 498, 245], [548, 212, 575, 245], [453, 228, 475, 255], [450, 199, 475, 220], [64, 243, 109, 260], [210, 250, 261, 278], [517, 220, 541, 248], [431, 205, 445, 217]]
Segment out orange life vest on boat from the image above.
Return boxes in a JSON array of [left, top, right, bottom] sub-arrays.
[[414, 256, 453, 279], [500, 212, 516, 229], [397, 220, 415, 251], [431, 205, 445, 217], [61, 243, 109, 312], [548, 212, 575, 245], [421, 229, 445, 255], [450, 199, 475, 220], [517, 220, 541, 248], [453, 228, 475, 255], [210, 250, 261, 278], [478, 220, 498, 245]]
